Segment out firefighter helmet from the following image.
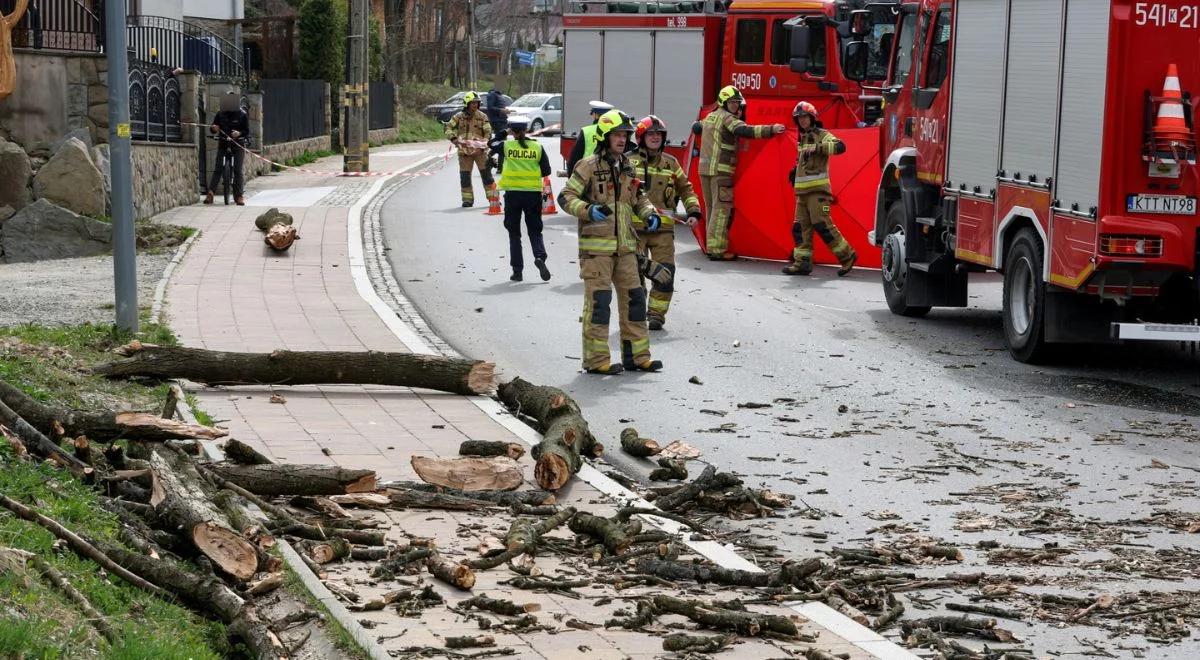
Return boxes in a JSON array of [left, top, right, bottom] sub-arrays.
[[635, 115, 668, 141], [717, 85, 744, 106], [596, 109, 635, 139], [793, 101, 819, 121], [462, 91, 480, 106]]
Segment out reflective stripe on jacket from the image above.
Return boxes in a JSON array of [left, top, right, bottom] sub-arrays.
[[445, 110, 490, 154], [794, 127, 842, 195], [628, 148, 701, 231], [559, 153, 656, 256], [499, 140, 544, 191], [697, 108, 773, 176]]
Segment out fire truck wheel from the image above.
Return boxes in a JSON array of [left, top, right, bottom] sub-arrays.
[[881, 203, 931, 318], [1002, 228, 1050, 363]]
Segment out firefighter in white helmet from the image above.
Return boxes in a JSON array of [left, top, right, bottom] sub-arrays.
[[566, 100, 615, 176], [784, 101, 856, 276]]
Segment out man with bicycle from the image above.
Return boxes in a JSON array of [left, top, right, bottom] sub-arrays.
[[204, 92, 250, 206]]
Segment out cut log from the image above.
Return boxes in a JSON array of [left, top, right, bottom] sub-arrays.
[[652, 595, 798, 637], [95, 343, 496, 396], [371, 547, 434, 579], [460, 595, 540, 616], [466, 506, 577, 570], [1, 424, 26, 458], [426, 552, 476, 590], [445, 635, 495, 649], [222, 438, 272, 465], [0, 379, 226, 443], [148, 451, 258, 581], [411, 455, 523, 492], [264, 223, 298, 251], [653, 465, 744, 512], [568, 512, 630, 556], [0, 396, 90, 478], [254, 208, 293, 231], [649, 457, 688, 482], [160, 383, 184, 420], [269, 522, 385, 547], [619, 428, 661, 458], [662, 633, 733, 653], [383, 482, 554, 507], [385, 488, 487, 511], [205, 462, 376, 497], [329, 492, 391, 508], [459, 440, 525, 460], [498, 378, 602, 491], [634, 558, 772, 587], [301, 537, 350, 564]]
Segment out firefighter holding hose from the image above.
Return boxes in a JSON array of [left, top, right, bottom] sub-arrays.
[[559, 110, 664, 375], [695, 85, 785, 260], [445, 91, 497, 208], [628, 115, 701, 331], [783, 101, 856, 276]]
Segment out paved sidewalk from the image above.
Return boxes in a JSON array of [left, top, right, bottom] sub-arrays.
[[157, 145, 897, 659]]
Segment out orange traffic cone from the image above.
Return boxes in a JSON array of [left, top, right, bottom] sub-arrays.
[[485, 183, 502, 216], [541, 177, 557, 215], [1154, 64, 1193, 148]]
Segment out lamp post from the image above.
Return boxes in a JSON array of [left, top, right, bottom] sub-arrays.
[[105, 0, 137, 332]]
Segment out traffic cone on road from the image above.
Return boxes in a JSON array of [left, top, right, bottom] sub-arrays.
[[541, 177, 557, 215], [1154, 64, 1194, 149], [485, 183, 502, 216]]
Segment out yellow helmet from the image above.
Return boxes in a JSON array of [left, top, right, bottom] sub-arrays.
[[462, 91, 480, 106], [596, 109, 635, 139], [717, 85, 744, 106]]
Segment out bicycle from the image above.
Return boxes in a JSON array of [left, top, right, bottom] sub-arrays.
[[207, 134, 247, 205]]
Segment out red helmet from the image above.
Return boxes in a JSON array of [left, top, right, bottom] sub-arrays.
[[792, 101, 819, 121], [635, 115, 668, 141]]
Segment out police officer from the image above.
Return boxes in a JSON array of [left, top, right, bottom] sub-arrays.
[[559, 110, 664, 375], [784, 101, 856, 276], [445, 91, 496, 208], [628, 115, 701, 331], [497, 116, 552, 282], [485, 87, 511, 170], [565, 100, 615, 176], [696, 85, 785, 260]]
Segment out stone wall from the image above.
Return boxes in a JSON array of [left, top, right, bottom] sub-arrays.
[[369, 126, 401, 145], [132, 142, 199, 220], [254, 135, 333, 176], [0, 50, 108, 153]]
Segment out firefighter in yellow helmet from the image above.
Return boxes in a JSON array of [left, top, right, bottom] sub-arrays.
[[628, 115, 701, 331], [445, 91, 497, 208], [559, 110, 663, 375], [695, 85, 785, 260], [784, 101, 856, 276]]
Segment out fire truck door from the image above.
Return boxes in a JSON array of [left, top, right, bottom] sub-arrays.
[[563, 29, 603, 137]]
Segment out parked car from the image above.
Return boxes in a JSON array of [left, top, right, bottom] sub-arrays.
[[507, 93, 562, 134], [423, 92, 468, 123]]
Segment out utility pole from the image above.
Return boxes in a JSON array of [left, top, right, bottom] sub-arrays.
[[343, 0, 370, 173], [105, 0, 137, 333], [467, 0, 477, 90]]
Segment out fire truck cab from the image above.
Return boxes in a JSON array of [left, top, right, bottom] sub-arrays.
[[848, 0, 1200, 362]]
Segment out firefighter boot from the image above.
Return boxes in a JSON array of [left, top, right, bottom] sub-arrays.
[[586, 364, 625, 375], [782, 261, 812, 276], [460, 170, 474, 207], [622, 341, 663, 372], [838, 252, 857, 277], [649, 318, 664, 331]]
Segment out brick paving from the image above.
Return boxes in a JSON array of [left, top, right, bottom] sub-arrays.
[[156, 144, 891, 659]]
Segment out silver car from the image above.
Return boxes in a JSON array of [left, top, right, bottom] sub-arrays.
[[507, 93, 563, 134]]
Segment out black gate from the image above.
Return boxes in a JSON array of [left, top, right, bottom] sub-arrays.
[[369, 81, 395, 130], [128, 60, 182, 142], [260, 78, 326, 144]]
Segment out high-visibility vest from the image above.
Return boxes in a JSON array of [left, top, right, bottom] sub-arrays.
[[498, 139, 544, 192], [581, 124, 600, 154]]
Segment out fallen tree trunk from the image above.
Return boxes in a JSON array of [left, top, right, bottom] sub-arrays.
[[383, 482, 554, 507], [0, 380, 226, 442], [205, 462, 376, 497], [264, 223, 298, 251], [148, 451, 258, 581], [222, 438, 272, 465], [426, 552, 476, 590], [653, 465, 744, 512], [652, 595, 799, 637], [619, 427, 661, 458], [459, 440, 525, 460], [497, 377, 602, 491], [411, 455, 523, 492], [95, 343, 495, 396], [568, 512, 631, 556], [0, 396, 90, 478], [467, 506, 576, 569]]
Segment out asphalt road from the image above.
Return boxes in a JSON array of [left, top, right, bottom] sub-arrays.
[[381, 141, 1200, 657]]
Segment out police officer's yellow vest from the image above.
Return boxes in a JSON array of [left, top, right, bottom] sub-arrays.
[[581, 124, 600, 155], [498, 139, 543, 192]]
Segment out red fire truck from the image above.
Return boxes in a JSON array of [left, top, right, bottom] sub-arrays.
[[559, 0, 894, 266], [845, 0, 1200, 361]]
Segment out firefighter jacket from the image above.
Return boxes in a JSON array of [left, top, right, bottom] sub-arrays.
[[498, 138, 550, 192], [792, 127, 844, 195], [628, 147, 701, 231], [698, 107, 774, 177], [445, 109, 490, 154], [560, 152, 656, 257]]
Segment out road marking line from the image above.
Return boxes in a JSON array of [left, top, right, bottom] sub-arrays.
[[348, 155, 917, 659]]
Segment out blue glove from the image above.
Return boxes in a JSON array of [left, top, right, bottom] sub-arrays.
[[589, 205, 610, 223], [646, 213, 662, 232]]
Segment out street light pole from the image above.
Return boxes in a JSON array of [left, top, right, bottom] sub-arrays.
[[105, 0, 137, 333], [467, 0, 477, 90]]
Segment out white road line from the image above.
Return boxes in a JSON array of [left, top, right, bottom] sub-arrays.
[[347, 154, 917, 659]]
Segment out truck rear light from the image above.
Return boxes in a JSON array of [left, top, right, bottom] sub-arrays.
[[1099, 235, 1163, 257]]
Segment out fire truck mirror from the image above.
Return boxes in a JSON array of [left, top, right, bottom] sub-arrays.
[[842, 41, 870, 82], [788, 24, 812, 74], [849, 10, 871, 38]]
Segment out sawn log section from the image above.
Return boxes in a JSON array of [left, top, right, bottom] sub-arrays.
[[95, 344, 496, 396]]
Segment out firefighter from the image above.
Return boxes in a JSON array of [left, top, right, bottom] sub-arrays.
[[565, 100, 615, 176], [783, 101, 856, 276], [445, 91, 496, 208], [559, 109, 664, 375], [497, 116, 552, 282], [696, 85, 785, 260], [628, 115, 701, 331]]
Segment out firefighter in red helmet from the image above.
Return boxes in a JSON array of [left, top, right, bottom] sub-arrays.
[[784, 101, 856, 276]]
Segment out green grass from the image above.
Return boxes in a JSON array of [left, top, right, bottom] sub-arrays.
[[278, 149, 338, 170], [372, 109, 445, 147], [0, 445, 228, 659], [281, 565, 367, 659]]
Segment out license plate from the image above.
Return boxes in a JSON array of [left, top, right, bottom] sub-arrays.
[[1127, 194, 1197, 215]]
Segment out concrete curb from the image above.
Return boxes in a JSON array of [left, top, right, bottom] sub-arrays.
[[354, 149, 918, 659], [149, 229, 200, 326]]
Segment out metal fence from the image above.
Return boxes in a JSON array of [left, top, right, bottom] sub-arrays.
[[126, 14, 244, 80], [128, 60, 182, 142], [0, 0, 104, 52], [260, 78, 326, 145], [369, 81, 395, 131]]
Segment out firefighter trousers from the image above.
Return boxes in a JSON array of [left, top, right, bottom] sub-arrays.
[[700, 174, 735, 255], [637, 231, 676, 323], [791, 192, 856, 268], [503, 191, 547, 272], [580, 253, 651, 371], [458, 151, 495, 205]]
